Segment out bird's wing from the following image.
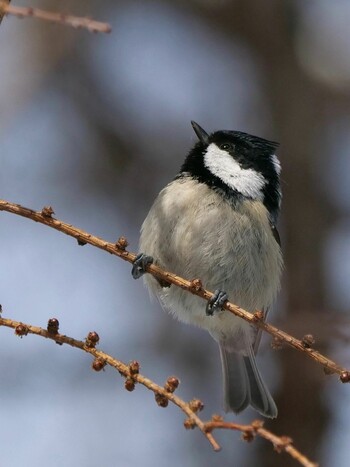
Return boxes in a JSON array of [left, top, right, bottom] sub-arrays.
[[253, 223, 280, 354], [270, 223, 281, 247], [253, 308, 269, 355]]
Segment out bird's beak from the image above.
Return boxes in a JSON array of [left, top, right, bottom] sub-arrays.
[[191, 121, 209, 144]]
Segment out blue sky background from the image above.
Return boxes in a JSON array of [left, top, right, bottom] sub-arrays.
[[1, 1, 350, 466]]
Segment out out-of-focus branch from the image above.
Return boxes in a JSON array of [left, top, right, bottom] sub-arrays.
[[0, 0, 10, 24], [0, 315, 318, 466], [0, 2, 111, 33], [0, 198, 349, 382]]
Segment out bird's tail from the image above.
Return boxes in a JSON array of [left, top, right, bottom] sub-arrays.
[[219, 343, 277, 418]]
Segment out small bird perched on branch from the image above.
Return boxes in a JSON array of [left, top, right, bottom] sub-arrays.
[[132, 122, 283, 418]]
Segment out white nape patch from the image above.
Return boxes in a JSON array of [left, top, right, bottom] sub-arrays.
[[203, 143, 266, 199], [271, 154, 281, 174]]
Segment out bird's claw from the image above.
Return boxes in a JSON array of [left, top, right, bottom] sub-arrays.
[[132, 253, 153, 279], [206, 290, 228, 316]]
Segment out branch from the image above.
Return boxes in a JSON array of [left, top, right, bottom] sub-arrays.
[[204, 418, 318, 467], [0, 315, 318, 466], [0, 315, 218, 450], [0, 0, 10, 24], [0, 199, 349, 382], [0, 199, 349, 383], [0, 2, 111, 33]]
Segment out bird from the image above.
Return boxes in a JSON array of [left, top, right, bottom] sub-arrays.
[[132, 121, 283, 418]]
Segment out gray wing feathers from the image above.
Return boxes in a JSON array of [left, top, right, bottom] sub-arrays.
[[244, 346, 278, 418], [219, 343, 277, 418], [253, 307, 269, 354], [219, 345, 250, 413]]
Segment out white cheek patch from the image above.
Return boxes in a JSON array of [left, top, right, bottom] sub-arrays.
[[203, 143, 266, 199]]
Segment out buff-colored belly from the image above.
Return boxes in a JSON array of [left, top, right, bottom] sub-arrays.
[[140, 178, 283, 341]]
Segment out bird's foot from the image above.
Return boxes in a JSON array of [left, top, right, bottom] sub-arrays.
[[206, 290, 228, 316], [131, 253, 153, 279]]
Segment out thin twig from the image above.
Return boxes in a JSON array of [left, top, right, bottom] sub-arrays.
[[205, 419, 318, 467], [0, 315, 317, 466], [0, 315, 219, 451], [0, 3, 111, 33], [0, 199, 349, 382]]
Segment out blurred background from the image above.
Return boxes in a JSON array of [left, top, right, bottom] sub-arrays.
[[1, 0, 350, 466]]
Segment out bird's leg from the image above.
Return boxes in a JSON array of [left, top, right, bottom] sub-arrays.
[[131, 253, 153, 279], [206, 289, 228, 316]]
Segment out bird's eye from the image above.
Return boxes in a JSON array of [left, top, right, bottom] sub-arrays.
[[220, 143, 233, 151]]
